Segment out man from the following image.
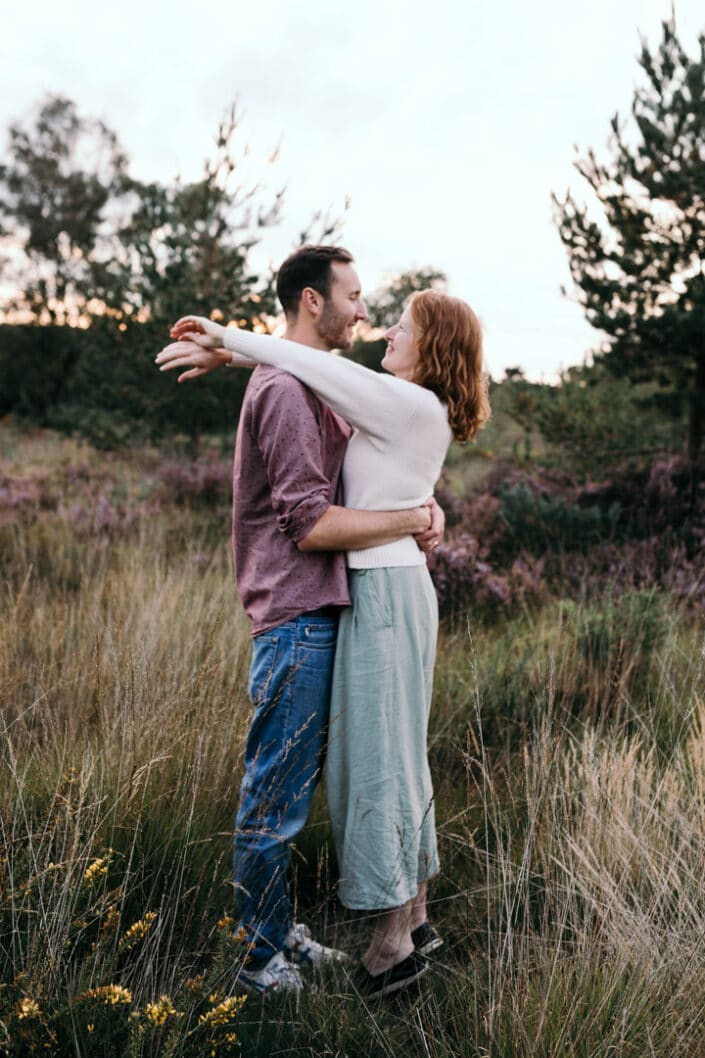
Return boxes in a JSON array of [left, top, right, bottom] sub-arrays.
[[161, 245, 441, 995]]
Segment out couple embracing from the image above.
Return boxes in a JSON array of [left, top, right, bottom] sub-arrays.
[[156, 244, 489, 998]]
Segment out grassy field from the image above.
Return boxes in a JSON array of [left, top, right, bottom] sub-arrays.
[[2, 425, 705, 1056]]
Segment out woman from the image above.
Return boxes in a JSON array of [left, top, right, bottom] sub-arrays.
[[158, 291, 489, 995]]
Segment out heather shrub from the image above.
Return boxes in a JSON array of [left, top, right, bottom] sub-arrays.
[[498, 481, 620, 554], [159, 454, 232, 508], [429, 534, 546, 621]]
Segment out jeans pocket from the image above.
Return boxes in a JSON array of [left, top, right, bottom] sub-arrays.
[[302, 619, 338, 650], [248, 634, 280, 706]]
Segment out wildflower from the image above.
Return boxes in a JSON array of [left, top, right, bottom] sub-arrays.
[[16, 997, 41, 1020], [184, 975, 205, 993], [87, 1024, 94, 1033], [216, 915, 234, 931], [198, 995, 246, 1029], [81, 984, 132, 1006], [83, 856, 109, 887], [144, 994, 179, 1027], [101, 905, 121, 934], [235, 926, 248, 943], [119, 911, 157, 950]]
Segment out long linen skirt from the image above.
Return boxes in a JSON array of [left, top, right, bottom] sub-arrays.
[[326, 565, 440, 910]]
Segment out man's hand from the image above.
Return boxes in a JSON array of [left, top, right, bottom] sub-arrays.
[[297, 504, 432, 552], [415, 496, 445, 553], [155, 340, 231, 382]]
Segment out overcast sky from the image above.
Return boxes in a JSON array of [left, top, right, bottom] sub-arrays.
[[2, 0, 702, 378]]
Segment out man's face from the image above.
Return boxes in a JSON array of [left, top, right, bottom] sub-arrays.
[[316, 262, 368, 350]]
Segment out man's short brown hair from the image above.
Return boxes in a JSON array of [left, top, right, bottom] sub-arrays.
[[276, 245, 354, 317]]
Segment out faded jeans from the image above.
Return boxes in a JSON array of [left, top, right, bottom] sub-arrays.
[[233, 612, 337, 966]]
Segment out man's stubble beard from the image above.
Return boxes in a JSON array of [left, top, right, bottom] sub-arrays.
[[316, 300, 353, 351]]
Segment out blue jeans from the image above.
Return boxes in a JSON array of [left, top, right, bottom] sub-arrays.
[[233, 612, 337, 966]]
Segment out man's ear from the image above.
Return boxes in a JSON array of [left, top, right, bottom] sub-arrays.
[[301, 286, 322, 317]]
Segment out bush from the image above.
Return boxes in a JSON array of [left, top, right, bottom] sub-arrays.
[[499, 481, 620, 554]]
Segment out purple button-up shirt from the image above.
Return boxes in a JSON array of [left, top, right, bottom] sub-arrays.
[[232, 365, 351, 637]]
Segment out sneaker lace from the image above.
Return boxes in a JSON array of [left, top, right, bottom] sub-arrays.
[[264, 952, 302, 989]]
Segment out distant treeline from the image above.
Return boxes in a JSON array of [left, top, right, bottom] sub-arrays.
[[0, 322, 386, 450]]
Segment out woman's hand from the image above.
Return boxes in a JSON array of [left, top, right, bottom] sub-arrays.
[[155, 340, 231, 382], [170, 316, 226, 345]]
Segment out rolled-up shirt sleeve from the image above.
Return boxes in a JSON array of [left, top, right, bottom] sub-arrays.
[[250, 372, 334, 543]]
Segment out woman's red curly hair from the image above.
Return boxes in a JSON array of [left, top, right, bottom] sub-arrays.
[[409, 290, 490, 442]]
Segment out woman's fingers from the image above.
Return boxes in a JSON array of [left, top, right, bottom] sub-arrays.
[[180, 331, 219, 348], [177, 367, 209, 382], [171, 315, 204, 333], [170, 315, 218, 340]]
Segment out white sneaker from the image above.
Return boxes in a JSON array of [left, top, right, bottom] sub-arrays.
[[284, 923, 349, 967], [238, 951, 304, 995]]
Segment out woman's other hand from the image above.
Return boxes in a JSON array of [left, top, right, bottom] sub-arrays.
[[170, 316, 226, 345], [155, 340, 231, 382]]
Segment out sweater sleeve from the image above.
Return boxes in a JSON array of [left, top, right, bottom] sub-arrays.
[[222, 328, 425, 443]]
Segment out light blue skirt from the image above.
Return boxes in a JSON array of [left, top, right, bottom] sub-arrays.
[[326, 565, 440, 910]]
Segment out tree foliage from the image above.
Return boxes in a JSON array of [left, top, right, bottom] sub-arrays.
[[554, 19, 705, 459], [0, 96, 287, 449], [505, 363, 679, 478], [0, 96, 129, 324], [0, 97, 282, 331], [0, 95, 448, 449]]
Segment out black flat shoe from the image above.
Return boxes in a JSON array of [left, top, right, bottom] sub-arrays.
[[360, 953, 427, 998], [411, 921, 444, 957]]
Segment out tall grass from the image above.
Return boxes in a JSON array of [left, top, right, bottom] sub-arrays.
[[2, 428, 705, 1055]]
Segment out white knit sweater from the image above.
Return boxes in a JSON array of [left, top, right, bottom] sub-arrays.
[[224, 329, 452, 568]]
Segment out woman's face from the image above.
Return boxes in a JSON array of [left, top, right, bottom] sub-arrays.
[[381, 305, 420, 381]]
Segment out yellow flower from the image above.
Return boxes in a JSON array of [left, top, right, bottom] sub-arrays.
[[81, 984, 132, 1006], [87, 1024, 94, 1033], [235, 926, 248, 943], [144, 994, 179, 1026], [83, 856, 109, 886], [198, 995, 246, 1028], [119, 911, 157, 950], [16, 997, 41, 1020], [216, 915, 234, 931]]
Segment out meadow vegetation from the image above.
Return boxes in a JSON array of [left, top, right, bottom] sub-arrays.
[[2, 421, 705, 1056]]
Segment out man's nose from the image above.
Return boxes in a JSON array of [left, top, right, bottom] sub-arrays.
[[356, 300, 368, 321]]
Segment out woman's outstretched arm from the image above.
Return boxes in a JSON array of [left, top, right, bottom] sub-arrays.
[[161, 317, 434, 443]]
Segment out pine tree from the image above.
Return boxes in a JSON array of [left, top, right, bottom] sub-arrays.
[[554, 19, 705, 460]]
